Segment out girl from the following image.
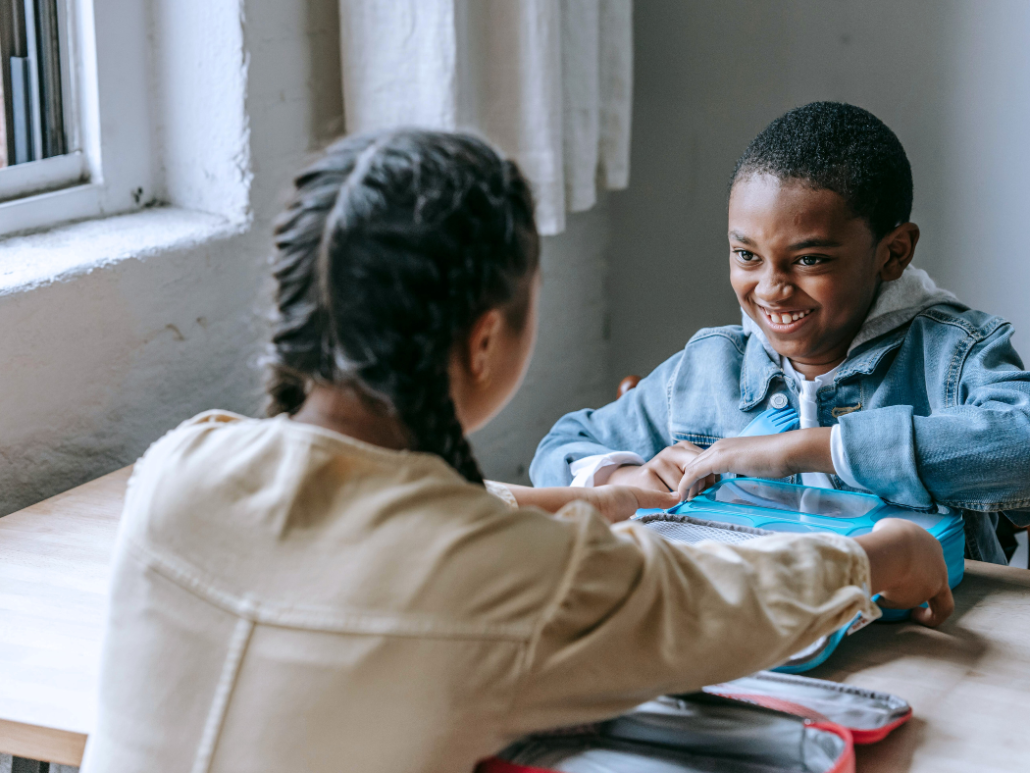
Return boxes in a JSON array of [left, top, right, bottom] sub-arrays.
[[82, 130, 952, 773]]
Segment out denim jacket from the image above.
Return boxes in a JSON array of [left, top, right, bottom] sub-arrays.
[[530, 302, 1030, 564]]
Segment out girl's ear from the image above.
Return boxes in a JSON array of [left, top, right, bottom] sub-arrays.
[[465, 308, 505, 385], [878, 222, 920, 281]]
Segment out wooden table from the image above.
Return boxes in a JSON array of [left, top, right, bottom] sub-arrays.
[[0, 469, 1028, 770], [810, 559, 1030, 772], [0, 467, 129, 767]]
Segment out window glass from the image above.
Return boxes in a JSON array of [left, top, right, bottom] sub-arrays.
[[1, 0, 66, 169]]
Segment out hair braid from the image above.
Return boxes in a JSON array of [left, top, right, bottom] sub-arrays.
[[265, 135, 380, 415], [267, 130, 538, 485]]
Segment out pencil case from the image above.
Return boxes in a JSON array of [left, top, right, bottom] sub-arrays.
[[633, 477, 965, 671], [478, 670, 912, 773]]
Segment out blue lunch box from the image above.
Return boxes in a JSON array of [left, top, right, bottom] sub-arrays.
[[635, 477, 965, 672]]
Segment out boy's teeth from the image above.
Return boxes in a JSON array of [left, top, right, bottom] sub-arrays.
[[767, 310, 809, 324]]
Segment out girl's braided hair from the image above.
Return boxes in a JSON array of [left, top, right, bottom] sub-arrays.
[[266, 129, 539, 485]]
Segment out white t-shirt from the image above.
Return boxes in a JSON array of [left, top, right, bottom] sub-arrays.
[[570, 360, 865, 491]]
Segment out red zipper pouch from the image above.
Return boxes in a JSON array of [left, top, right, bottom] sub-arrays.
[[478, 672, 910, 773]]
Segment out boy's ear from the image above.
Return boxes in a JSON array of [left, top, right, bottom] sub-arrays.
[[878, 222, 920, 282]]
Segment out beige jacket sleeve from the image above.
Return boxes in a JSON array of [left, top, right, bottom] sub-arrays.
[[484, 480, 519, 509], [507, 502, 878, 735]]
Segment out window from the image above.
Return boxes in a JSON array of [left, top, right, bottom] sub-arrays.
[[0, 0, 154, 237], [1, 0, 66, 166], [0, 0, 87, 208]]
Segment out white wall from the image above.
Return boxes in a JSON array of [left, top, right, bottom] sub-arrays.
[[0, 0, 611, 513], [0, 0, 339, 515], [608, 0, 1030, 384]]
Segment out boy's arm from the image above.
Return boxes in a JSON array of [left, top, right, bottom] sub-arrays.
[[676, 324, 1030, 510], [675, 428, 834, 501], [528, 352, 683, 487], [838, 323, 1030, 510]]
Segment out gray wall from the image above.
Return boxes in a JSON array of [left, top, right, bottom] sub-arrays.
[[608, 0, 1030, 385], [0, 0, 610, 512]]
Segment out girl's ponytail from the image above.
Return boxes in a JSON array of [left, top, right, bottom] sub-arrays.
[[267, 130, 538, 484]]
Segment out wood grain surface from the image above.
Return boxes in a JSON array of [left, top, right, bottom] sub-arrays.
[[811, 560, 1030, 773], [0, 468, 1028, 770], [0, 467, 129, 765]]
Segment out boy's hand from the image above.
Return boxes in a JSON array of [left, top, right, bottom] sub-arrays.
[[607, 440, 719, 494], [676, 428, 834, 501], [853, 518, 954, 627]]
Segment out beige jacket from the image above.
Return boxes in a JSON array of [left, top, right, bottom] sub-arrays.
[[82, 411, 877, 773]]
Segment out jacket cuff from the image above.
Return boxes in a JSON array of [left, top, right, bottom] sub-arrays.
[[817, 532, 881, 626], [484, 481, 519, 510], [836, 405, 935, 509], [829, 425, 865, 491], [531, 441, 621, 486], [569, 451, 647, 487]]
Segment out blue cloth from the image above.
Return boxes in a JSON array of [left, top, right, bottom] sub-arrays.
[[530, 303, 1030, 564]]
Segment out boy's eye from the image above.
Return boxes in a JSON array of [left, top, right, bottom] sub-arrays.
[[797, 255, 825, 266], [734, 249, 758, 262]]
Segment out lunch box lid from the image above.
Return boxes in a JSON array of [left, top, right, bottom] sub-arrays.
[[660, 478, 964, 547]]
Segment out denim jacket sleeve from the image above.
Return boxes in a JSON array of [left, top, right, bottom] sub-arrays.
[[529, 352, 682, 486], [836, 320, 1030, 511]]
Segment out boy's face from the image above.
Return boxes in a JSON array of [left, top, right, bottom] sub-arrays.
[[727, 173, 912, 374]]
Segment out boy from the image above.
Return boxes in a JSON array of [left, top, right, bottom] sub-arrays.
[[530, 102, 1030, 564]]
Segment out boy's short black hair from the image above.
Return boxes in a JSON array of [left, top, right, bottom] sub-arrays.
[[731, 102, 913, 241]]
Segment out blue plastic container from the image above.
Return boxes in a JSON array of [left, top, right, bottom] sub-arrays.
[[637, 477, 965, 672]]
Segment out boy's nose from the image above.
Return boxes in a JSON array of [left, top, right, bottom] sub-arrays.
[[755, 274, 793, 303]]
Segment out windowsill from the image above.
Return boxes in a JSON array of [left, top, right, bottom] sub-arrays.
[[0, 207, 244, 296]]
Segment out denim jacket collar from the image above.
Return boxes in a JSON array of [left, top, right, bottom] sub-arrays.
[[739, 335, 784, 411], [833, 326, 909, 383], [738, 325, 912, 410], [739, 266, 966, 401]]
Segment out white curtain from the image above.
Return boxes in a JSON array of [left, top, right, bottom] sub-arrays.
[[338, 0, 633, 235]]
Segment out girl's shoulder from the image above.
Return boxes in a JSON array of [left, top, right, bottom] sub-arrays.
[[120, 412, 586, 631]]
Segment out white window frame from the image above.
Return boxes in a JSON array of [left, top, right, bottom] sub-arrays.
[[0, 0, 153, 236]]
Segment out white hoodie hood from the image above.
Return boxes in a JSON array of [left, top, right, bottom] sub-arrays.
[[742, 266, 966, 357]]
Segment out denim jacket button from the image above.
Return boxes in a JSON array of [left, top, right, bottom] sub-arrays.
[[770, 393, 788, 409]]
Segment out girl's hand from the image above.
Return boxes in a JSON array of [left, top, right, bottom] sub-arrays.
[[583, 486, 680, 523], [853, 518, 954, 627], [676, 428, 835, 501], [607, 440, 719, 494], [503, 484, 677, 523]]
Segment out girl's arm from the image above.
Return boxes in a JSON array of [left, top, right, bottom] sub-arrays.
[[500, 483, 678, 523], [504, 512, 950, 737]]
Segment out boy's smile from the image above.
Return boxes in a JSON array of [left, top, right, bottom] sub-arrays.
[[727, 173, 917, 378]]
